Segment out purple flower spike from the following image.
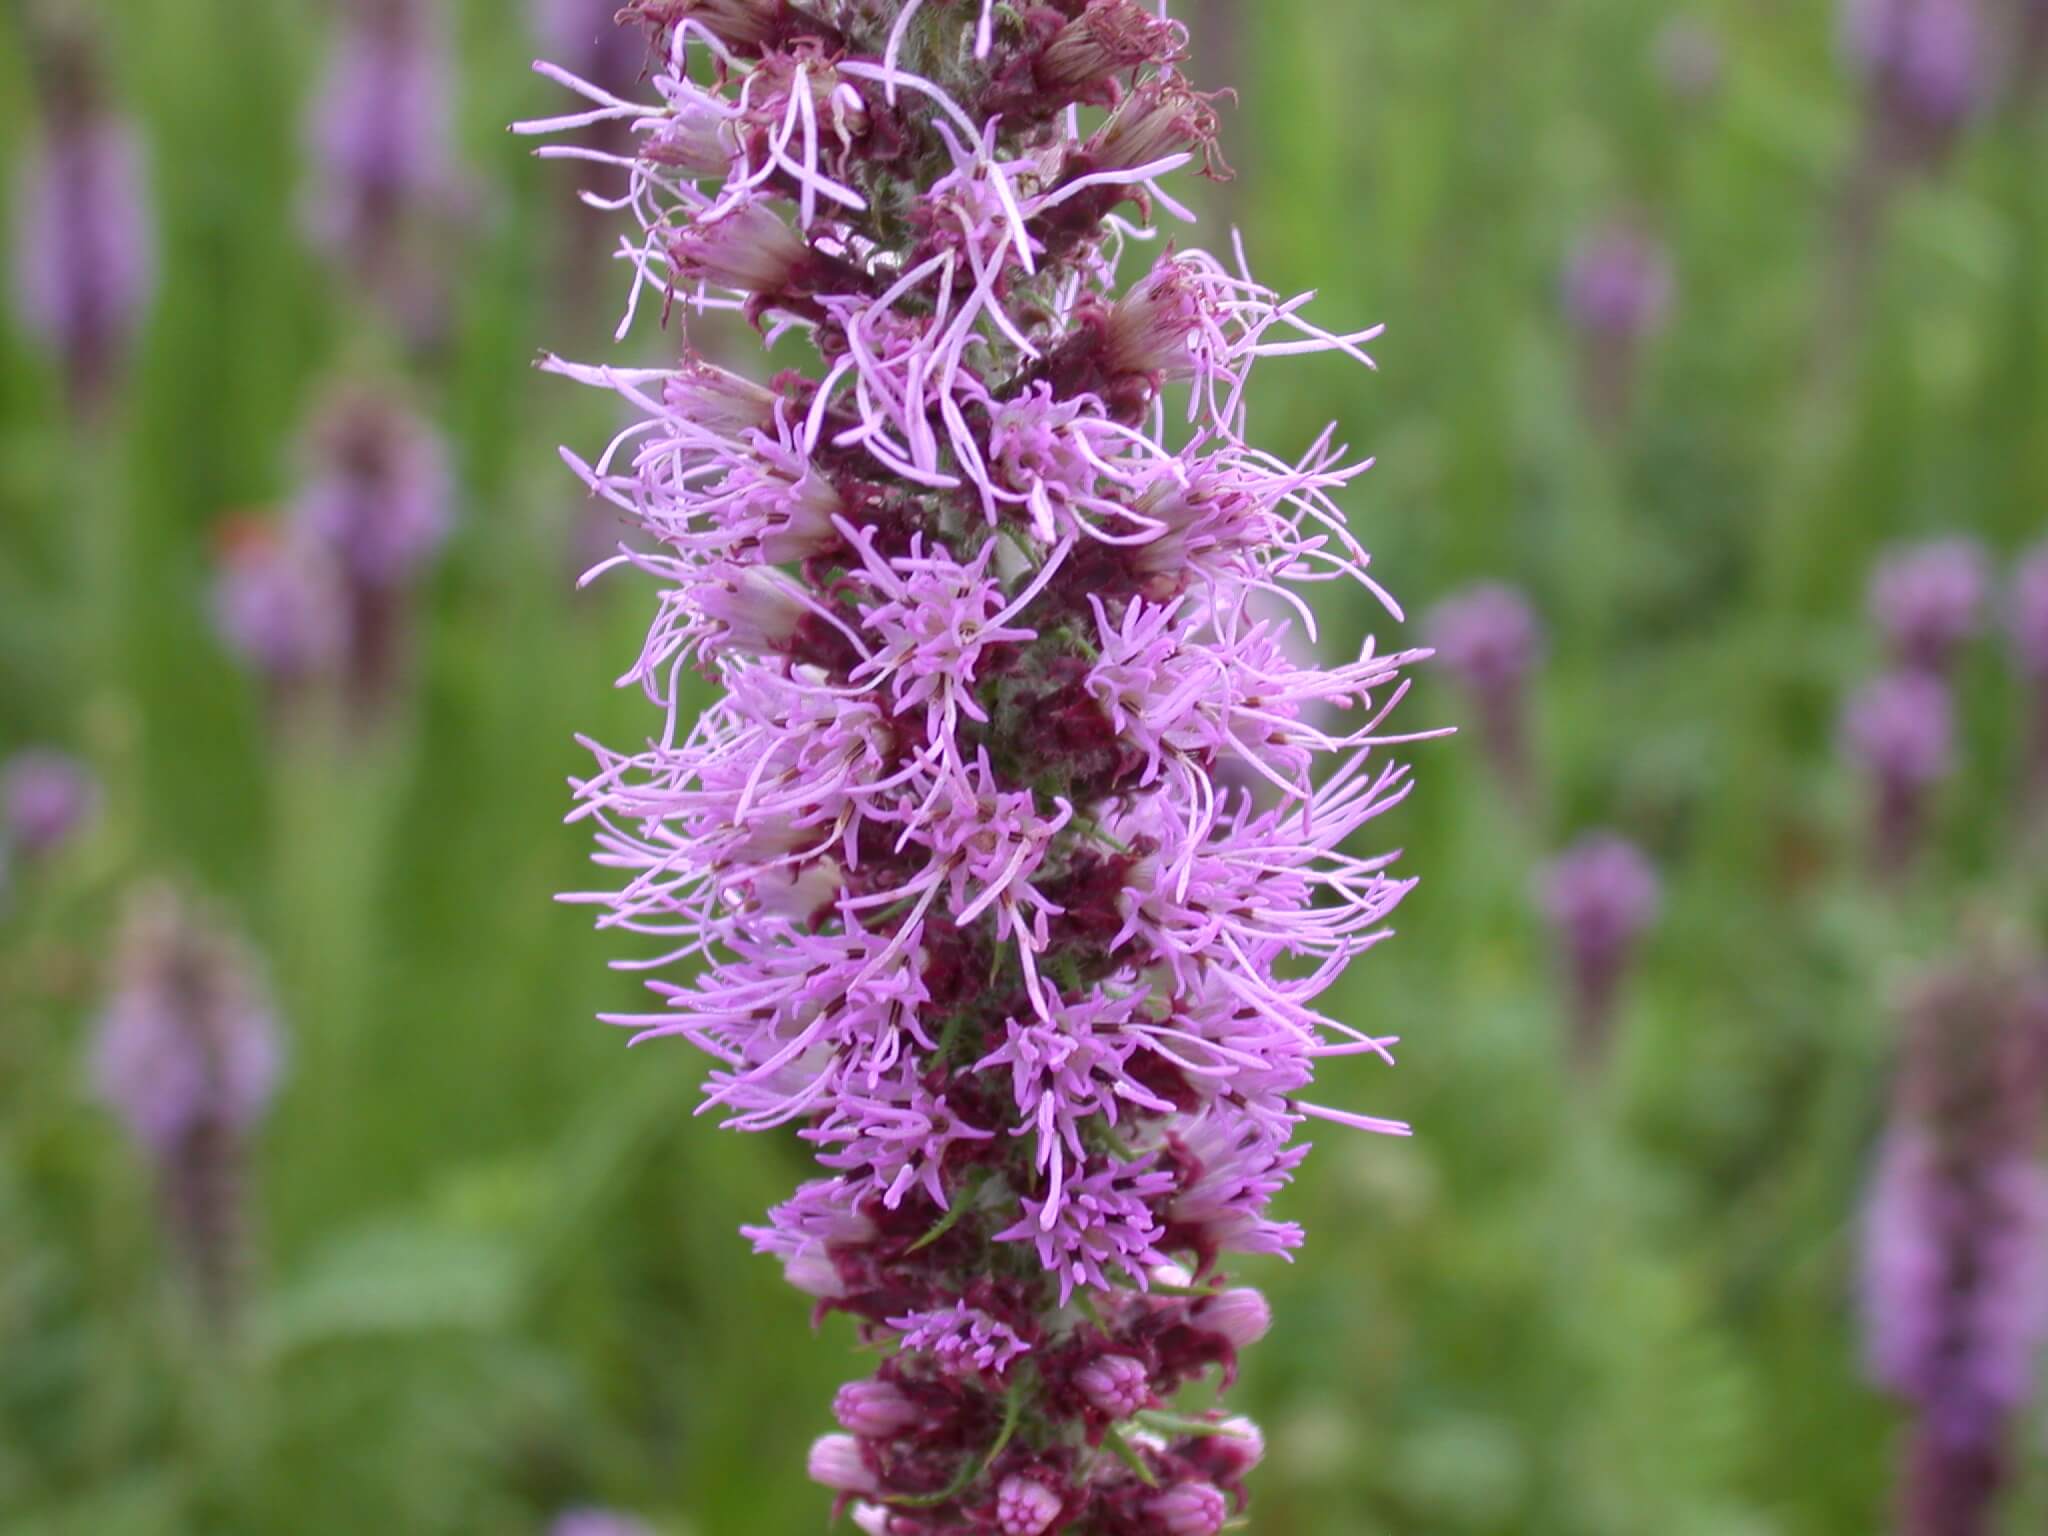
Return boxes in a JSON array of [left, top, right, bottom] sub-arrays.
[[1841, 669, 1953, 876], [290, 388, 453, 717], [210, 516, 348, 702], [306, 0, 462, 329], [1861, 952, 2048, 1535], [1561, 217, 1671, 427], [2, 748, 100, 860], [1842, 0, 1985, 164], [1536, 833, 1660, 1070], [10, 28, 155, 415], [94, 884, 283, 1329], [1427, 583, 1543, 805], [1563, 221, 1672, 341], [526, 3, 1427, 1526], [1867, 537, 1988, 676]]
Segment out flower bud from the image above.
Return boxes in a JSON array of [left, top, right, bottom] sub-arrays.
[[1147, 1480, 1227, 1536], [1192, 1287, 1272, 1349], [697, 565, 817, 656], [1201, 1415, 1266, 1479], [1104, 258, 1212, 378], [783, 1247, 846, 1299], [833, 1379, 922, 1438], [995, 1475, 1063, 1536], [1076, 1353, 1151, 1418], [1037, 1, 1185, 98], [669, 197, 819, 294], [1077, 78, 1223, 179], [807, 1433, 880, 1496]]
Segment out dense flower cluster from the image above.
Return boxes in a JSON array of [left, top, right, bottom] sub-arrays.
[[1861, 952, 2048, 1535], [527, 2, 1423, 1527]]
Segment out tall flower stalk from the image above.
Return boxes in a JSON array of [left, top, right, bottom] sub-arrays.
[[527, 4, 1424, 1528]]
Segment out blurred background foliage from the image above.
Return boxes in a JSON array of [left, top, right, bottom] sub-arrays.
[[2, 0, 2047, 1532]]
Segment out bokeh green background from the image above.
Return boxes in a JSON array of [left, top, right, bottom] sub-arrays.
[[4, 1, 2048, 1532]]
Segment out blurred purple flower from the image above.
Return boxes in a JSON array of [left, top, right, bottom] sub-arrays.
[[1562, 218, 1671, 428], [2, 748, 100, 860], [1537, 833, 1660, 1068], [290, 388, 453, 716], [1862, 953, 2048, 1533], [94, 884, 283, 1327], [1868, 537, 1988, 675], [1841, 669, 1952, 875], [9, 32, 154, 414], [297, 390, 452, 591], [1842, 0, 1985, 163], [1427, 583, 1543, 805], [1563, 220, 1673, 341], [211, 516, 348, 698], [306, 0, 462, 325]]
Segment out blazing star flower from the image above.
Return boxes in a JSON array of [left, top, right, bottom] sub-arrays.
[[1841, 0, 1985, 165], [1535, 833, 1660, 1071], [1561, 216, 1671, 427], [2, 748, 100, 860], [210, 515, 348, 703], [9, 27, 154, 414], [1427, 583, 1543, 806], [288, 387, 454, 717], [1867, 537, 1988, 676], [527, 3, 1427, 1527], [305, 0, 462, 329], [94, 884, 283, 1329], [1841, 669, 1953, 876], [1861, 950, 2048, 1534]]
